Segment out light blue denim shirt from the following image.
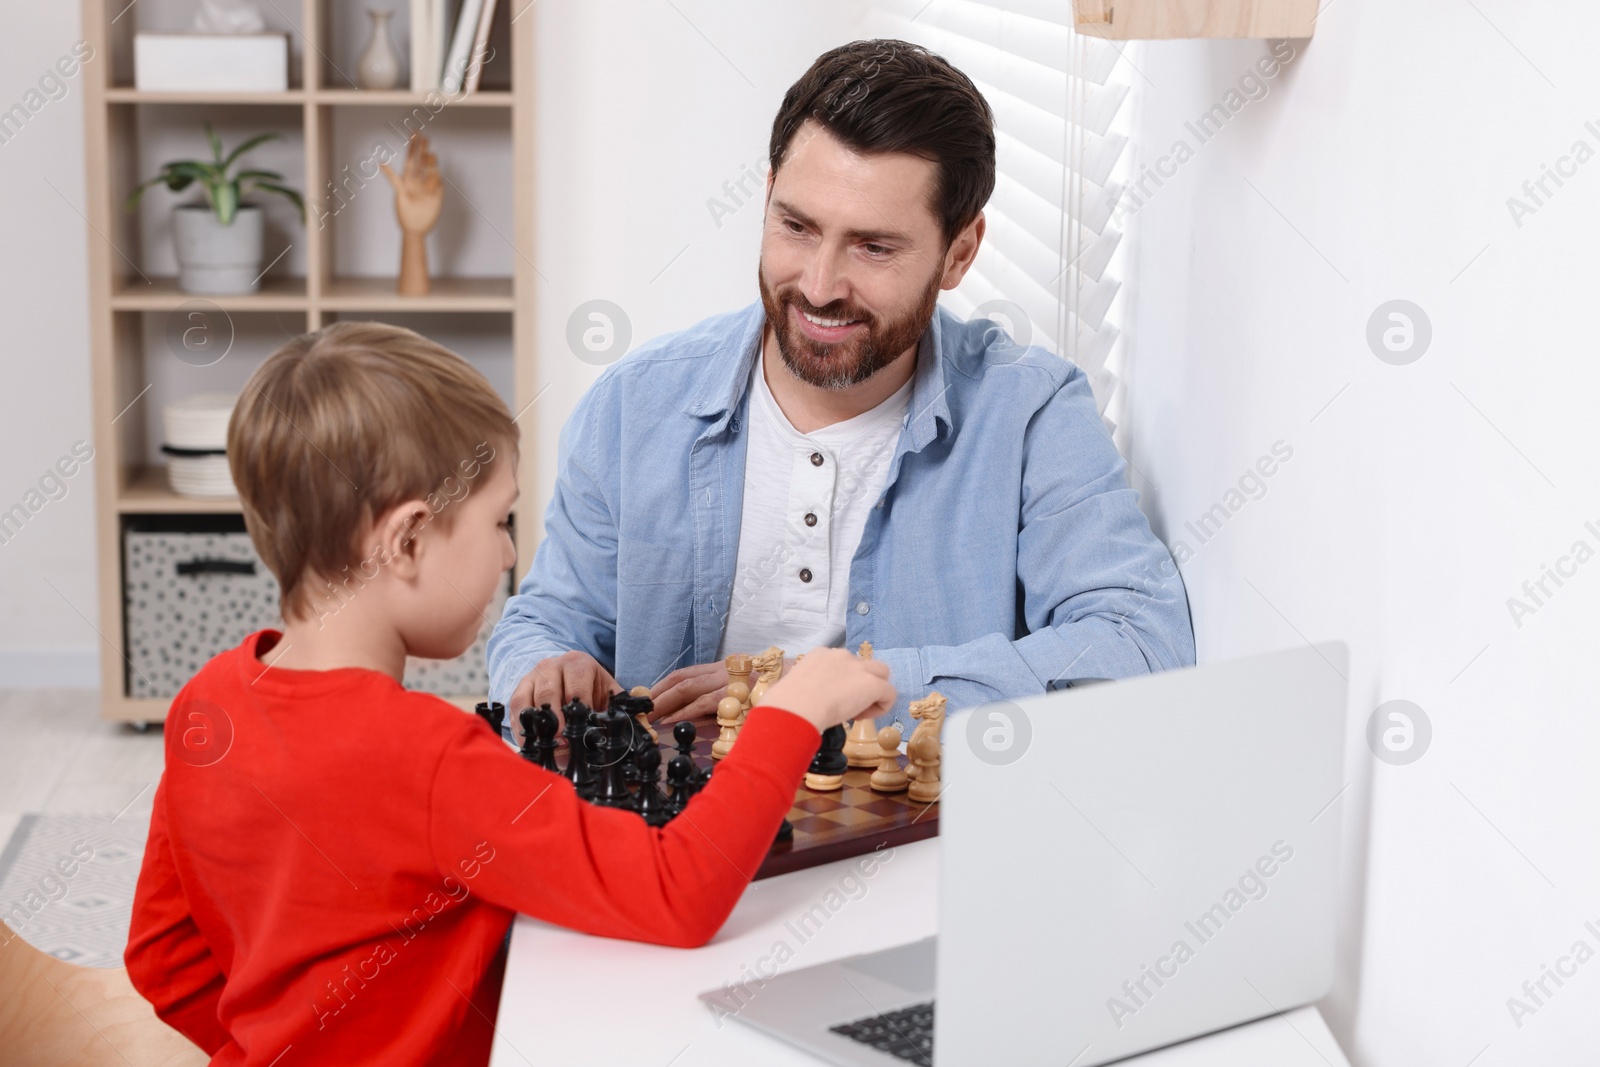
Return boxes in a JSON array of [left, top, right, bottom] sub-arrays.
[[487, 300, 1195, 735]]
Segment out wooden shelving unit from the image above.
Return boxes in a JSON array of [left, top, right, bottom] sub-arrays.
[[1073, 0, 1318, 38], [81, 0, 538, 723]]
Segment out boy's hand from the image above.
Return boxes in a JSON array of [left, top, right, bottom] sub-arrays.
[[509, 651, 622, 744], [759, 648, 895, 735]]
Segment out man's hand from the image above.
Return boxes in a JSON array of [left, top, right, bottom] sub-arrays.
[[508, 650, 622, 745], [648, 662, 730, 725]]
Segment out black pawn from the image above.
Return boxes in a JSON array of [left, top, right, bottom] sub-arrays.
[[520, 706, 560, 772], [664, 755, 694, 819], [591, 707, 634, 809], [475, 701, 506, 739], [673, 720, 698, 763], [809, 723, 849, 779], [635, 745, 669, 827]]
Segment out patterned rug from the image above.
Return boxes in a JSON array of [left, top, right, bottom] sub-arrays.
[[0, 813, 149, 968]]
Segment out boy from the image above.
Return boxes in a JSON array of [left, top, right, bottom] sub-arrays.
[[125, 321, 895, 1066]]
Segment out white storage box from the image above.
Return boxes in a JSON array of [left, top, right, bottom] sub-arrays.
[[134, 33, 289, 93], [123, 517, 511, 700]]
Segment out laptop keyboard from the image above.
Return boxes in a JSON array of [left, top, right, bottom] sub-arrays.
[[829, 1001, 935, 1064]]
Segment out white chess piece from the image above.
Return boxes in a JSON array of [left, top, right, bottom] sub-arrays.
[[193, 0, 267, 34]]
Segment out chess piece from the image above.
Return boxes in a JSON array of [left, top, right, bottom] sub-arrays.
[[634, 745, 670, 827], [562, 699, 598, 801], [608, 692, 652, 782], [591, 707, 634, 809], [380, 133, 443, 296], [906, 693, 946, 804], [711, 694, 743, 760], [664, 755, 694, 819], [475, 701, 506, 739], [747, 647, 785, 709], [805, 723, 849, 791], [528, 706, 560, 772], [843, 642, 881, 768], [628, 685, 659, 743], [724, 653, 754, 692], [673, 720, 698, 764], [869, 724, 909, 793]]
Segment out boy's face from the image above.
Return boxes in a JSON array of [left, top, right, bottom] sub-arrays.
[[401, 450, 518, 661]]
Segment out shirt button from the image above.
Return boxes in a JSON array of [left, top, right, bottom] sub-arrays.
[[810, 452, 824, 466], [804, 512, 817, 527], [799, 568, 813, 583], [856, 601, 870, 615]]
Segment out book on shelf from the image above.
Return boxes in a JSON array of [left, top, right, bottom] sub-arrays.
[[410, 0, 459, 92], [442, 0, 499, 96]]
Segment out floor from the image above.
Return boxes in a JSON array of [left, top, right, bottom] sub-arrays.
[[0, 688, 166, 841]]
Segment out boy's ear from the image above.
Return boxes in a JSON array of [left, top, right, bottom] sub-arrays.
[[375, 498, 434, 579]]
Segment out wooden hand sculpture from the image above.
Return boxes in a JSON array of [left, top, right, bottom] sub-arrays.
[[380, 133, 444, 296]]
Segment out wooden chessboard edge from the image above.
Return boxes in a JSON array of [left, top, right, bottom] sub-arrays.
[[753, 815, 940, 881]]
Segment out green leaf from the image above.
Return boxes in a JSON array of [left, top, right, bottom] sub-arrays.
[[222, 132, 282, 172], [213, 181, 239, 225], [247, 181, 306, 224], [232, 168, 284, 183], [204, 122, 224, 165]]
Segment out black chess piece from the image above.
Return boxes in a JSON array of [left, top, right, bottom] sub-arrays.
[[809, 723, 849, 779], [673, 720, 698, 764], [562, 699, 598, 801], [475, 701, 506, 739], [591, 706, 634, 809], [775, 817, 794, 842], [634, 745, 669, 827], [521, 705, 560, 772], [518, 708, 538, 761], [664, 755, 694, 820]]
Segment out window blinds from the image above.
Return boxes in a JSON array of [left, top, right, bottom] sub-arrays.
[[862, 1, 1135, 431]]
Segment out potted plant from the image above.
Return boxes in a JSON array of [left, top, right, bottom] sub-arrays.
[[125, 123, 305, 295]]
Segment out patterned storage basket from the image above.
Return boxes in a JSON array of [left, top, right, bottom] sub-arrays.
[[123, 516, 510, 700]]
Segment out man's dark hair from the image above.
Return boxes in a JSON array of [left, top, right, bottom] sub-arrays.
[[769, 39, 996, 250]]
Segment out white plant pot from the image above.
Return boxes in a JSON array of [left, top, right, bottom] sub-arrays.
[[173, 204, 264, 294]]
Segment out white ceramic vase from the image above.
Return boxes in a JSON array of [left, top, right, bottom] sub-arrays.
[[357, 9, 401, 90], [172, 204, 265, 294]]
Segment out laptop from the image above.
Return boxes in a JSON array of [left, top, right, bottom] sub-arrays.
[[698, 644, 1348, 1066]]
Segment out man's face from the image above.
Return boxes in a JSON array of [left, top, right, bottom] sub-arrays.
[[758, 119, 952, 389]]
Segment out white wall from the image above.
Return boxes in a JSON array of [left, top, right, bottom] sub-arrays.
[[0, 6, 98, 684], [522, 0, 868, 535], [0, 1, 866, 683], [1122, 2, 1600, 1063]]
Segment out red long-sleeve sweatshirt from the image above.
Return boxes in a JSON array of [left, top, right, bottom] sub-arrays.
[[125, 630, 819, 1066]]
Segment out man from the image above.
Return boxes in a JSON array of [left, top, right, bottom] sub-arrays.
[[488, 40, 1194, 738]]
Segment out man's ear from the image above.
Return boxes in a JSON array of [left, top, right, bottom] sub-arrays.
[[374, 498, 434, 580], [940, 211, 985, 290]]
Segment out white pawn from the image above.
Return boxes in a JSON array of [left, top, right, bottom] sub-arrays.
[[869, 724, 909, 793]]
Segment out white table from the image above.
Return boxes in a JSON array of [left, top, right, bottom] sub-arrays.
[[492, 840, 1350, 1066]]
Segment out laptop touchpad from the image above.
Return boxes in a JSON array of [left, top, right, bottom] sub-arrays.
[[839, 937, 938, 994]]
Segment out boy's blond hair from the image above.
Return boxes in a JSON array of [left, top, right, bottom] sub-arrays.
[[227, 321, 517, 622]]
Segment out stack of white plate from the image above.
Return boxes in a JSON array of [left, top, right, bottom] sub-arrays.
[[162, 393, 238, 498]]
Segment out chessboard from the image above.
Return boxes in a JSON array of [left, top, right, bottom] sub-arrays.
[[685, 720, 940, 881], [485, 698, 940, 882]]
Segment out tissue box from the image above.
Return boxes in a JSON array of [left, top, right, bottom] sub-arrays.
[[134, 33, 289, 92]]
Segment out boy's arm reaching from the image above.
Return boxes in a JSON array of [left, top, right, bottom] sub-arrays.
[[124, 779, 231, 1054], [428, 704, 820, 947]]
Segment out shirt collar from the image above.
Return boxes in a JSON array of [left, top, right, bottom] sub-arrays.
[[685, 300, 954, 453]]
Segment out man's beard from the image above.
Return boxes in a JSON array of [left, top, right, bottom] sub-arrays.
[[758, 263, 941, 390]]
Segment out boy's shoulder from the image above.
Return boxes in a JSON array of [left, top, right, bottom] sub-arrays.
[[168, 631, 489, 769]]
